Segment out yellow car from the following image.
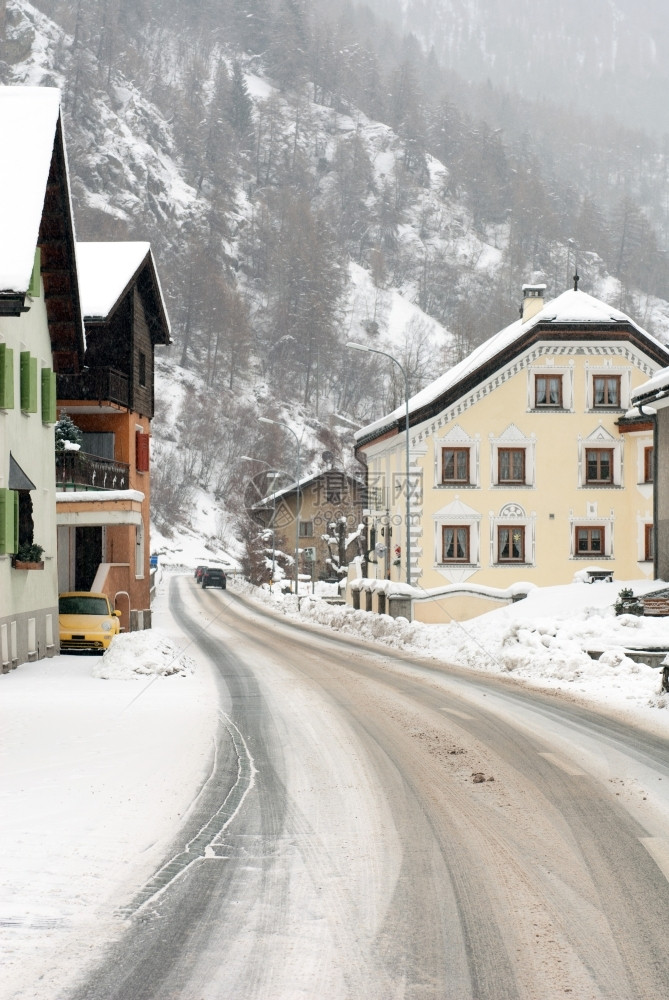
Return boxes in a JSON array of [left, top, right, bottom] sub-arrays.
[[58, 592, 121, 653]]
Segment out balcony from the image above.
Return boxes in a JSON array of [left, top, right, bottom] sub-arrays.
[[57, 367, 129, 407], [56, 451, 130, 491]]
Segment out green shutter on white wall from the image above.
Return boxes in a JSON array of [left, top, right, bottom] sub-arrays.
[[0, 344, 14, 409], [41, 368, 56, 423], [20, 352, 37, 413], [27, 248, 41, 299], [0, 489, 18, 555]]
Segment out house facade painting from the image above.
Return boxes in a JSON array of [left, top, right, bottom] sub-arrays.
[[354, 284, 669, 622], [56, 243, 171, 630], [0, 86, 85, 668]]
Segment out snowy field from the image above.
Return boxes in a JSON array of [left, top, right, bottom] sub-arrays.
[[1, 570, 668, 999]]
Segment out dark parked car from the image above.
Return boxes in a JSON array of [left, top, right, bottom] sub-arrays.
[[201, 567, 226, 589]]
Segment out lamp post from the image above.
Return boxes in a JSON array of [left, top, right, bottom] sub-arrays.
[[258, 417, 302, 594], [347, 341, 412, 586], [240, 456, 280, 591]]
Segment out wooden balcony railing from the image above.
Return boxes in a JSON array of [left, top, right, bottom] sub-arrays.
[[56, 451, 130, 491], [57, 367, 130, 407]]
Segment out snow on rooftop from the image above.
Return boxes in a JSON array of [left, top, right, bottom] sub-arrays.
[[355, 288, 667, 441], [76, 242, 151, 318], [0, 86, 60, 292], [632, 365, 669, 401]]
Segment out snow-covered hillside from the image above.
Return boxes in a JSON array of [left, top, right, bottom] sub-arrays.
[[6, 0, 669, 568]]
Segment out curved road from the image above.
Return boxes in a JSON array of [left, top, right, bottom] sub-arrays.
[[72, 577, 669, 1000]]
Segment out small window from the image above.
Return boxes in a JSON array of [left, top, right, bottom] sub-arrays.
[[442, 525, 470, 562], [645, 524, 654, 562], [442, 448, 470, 484], [593, 375, 620, 408], [139, 351, 146, 388], [576, 526, 604, 555], [498, 448, 526, 484], [586, 448, 613, 484], [535, 374, 562, 407], [498, 525, 525, 562], [644, 446, 654, 483], [299, 521, 314, 537]]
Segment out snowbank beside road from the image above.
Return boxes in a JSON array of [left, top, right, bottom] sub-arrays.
[[235, 578, 669, 725]]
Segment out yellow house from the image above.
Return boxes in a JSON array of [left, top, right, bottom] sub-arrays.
[[353, 283, 669, 622]]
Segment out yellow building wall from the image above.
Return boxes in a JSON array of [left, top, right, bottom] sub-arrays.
[[361, 342, 657, 605]]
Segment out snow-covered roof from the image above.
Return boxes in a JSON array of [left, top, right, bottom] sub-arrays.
[[76, 242, 152, 318], [0, 86, 61, 292], [356, 288, 669, 442], [632, 365, 669, 408]]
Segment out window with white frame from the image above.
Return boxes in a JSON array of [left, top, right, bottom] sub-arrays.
[[528, 363, 573, 411], [645, 524, 654, 562], [498, 525, 525, 562], [578, 428, 622, 487], [441, 447, 470, 484], [586, 365, 629, 411], [490, 426, 535, 487], [435, 426, 479, 488], [569, 509, 613, 559], [534, 373, 563, 407], [434, 499, 481, 567], [491, 504, 535, 566], [442, 525, 470, 562], [574, 525, 605, 555]]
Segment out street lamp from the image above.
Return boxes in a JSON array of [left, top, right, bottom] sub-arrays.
[[258, 417, 302, 594], [240, 456, 280, 591], [347, 341, 412, 586]]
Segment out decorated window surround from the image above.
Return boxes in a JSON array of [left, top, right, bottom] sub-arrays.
[[577, 427, 623, 488], [489, 503, 536, 567], [433, 498, 481, 567], [489, 425, 536, 487]]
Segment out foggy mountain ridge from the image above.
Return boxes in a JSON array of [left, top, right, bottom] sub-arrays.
[[371, 0, 669, 136]]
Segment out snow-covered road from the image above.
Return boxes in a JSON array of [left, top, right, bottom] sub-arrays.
[[3, 572, 669, 999]]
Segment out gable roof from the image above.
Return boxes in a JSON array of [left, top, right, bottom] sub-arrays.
[[77, 241, 172, 343], [0, 86, 85, 366], [252, 469, 364, 508], [0, 86, 60, 293], [355, 288, 669, 446]]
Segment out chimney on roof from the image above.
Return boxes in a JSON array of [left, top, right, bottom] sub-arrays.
[[521, 283, 546, 323]]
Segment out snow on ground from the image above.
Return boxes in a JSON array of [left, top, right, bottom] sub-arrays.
[[0, 580, 219, 1000], [1, 570, 668, 998], [240, 576, 669, 728]]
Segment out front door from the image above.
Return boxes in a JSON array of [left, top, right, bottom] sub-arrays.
[[75, 526, 102, 591]]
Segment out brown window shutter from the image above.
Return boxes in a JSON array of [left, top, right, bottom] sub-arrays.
[[136, 432, 150, 472]]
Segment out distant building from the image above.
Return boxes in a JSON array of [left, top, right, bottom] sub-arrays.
[[252, 469, 365, 584], [353, 283, 669, 622]]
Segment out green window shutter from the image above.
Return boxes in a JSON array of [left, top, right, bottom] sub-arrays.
[[0, 344, 14, 409], [41, 367, 56, 423], [27, 247, 41, 298], [20, 352, 37, 413], [0, 489, 18, 555]]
